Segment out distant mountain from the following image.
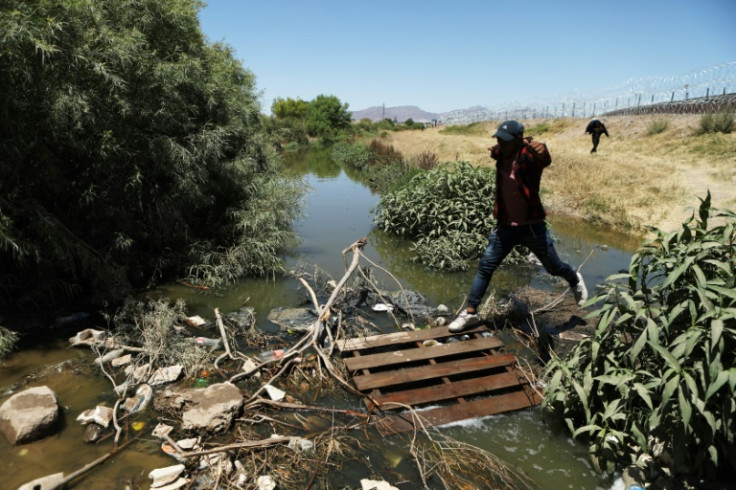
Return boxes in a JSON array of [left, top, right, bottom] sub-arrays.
[[351, 105, 439, 123]]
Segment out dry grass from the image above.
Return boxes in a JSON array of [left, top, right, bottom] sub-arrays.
[[385, 115, 736, 233]]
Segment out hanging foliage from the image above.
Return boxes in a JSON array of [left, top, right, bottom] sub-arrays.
[[0, 0, 302, 309]]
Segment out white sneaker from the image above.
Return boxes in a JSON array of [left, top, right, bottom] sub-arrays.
[[448, 310, 479, 332], [574, 272, 588, 307]]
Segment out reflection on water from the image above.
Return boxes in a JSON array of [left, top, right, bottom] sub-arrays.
[[1, 148, 638, 489]]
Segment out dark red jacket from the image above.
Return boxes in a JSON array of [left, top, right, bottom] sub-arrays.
[[490, 139, 552, 224]]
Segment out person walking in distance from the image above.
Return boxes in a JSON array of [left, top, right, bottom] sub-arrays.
[[448, 120, 588, 333], [585, 118, 609, 153]]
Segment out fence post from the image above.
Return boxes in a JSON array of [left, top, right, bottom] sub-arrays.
[[706, 87, 710, 100], [671, 91, 675, 102], [572, 102, 576, 118]]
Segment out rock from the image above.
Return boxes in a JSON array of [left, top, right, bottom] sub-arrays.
[[180, 382, 244, 433], [76, 405, 114, 428], [267, 307, 318, 332], [17, 472, 65, 490], [223, 307, 256, 330], [0, 386, 59, 444], [149, 464, 186, 488], [83, 423, 104, 443]]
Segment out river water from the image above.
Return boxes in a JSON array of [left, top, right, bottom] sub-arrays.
[[1, 148, 642, 489]]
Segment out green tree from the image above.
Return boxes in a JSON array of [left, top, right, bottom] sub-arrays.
[[305, 94, 351, 137], [271, 97, 310, 120], [0, 0, 302, 312]]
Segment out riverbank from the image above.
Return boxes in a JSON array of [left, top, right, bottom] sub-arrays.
[[383, 114, 736, 234]]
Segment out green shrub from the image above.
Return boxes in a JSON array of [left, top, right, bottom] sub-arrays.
[[330, 142, 372, 170], [698, 112, 735, 134], [373, 162, 496, 270], [439, 122, 487, 136], [647, 118, 670, 135], [543, 193, 736, 480]]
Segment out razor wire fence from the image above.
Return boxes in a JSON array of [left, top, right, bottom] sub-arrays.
[[440, 61, 736, 125]]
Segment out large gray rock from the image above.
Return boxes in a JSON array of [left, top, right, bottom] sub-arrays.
[[0, 386, 59, 444], [179, 382, 244, 433], [267, 307, 318, 332]]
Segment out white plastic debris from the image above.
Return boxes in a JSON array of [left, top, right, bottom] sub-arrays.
[[264, 384, 286, 401], [287, 437, 314, 454], [148, 464, 185, 488], [68, 328, 106, 346], [111, 353, 132, 367], [76, 405, 114, 428], [371, 303, 394, 312], [256, 475, 276, 490], [147, 365, 183, 386], [361, 479, 399, 490], [122, 383, 152, 413], [184, 315, 206, 327]]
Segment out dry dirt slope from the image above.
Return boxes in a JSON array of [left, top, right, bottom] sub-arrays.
[[383, 114, 736, 233]]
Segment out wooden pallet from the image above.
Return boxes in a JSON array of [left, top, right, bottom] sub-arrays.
[[337, 325, 541, 435]]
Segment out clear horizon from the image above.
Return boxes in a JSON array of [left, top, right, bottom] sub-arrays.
[[197, 0, 736, 115]]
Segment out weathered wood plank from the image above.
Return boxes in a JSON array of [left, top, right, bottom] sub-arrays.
[[374, 389, 542, 435], [343, 336, 504, 371], [337, 325, 488, 352], [352, 353, 517, 391], [368, 371, 529, 409]]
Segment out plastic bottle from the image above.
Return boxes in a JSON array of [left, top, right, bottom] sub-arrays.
[[258, 349, 284, 362]]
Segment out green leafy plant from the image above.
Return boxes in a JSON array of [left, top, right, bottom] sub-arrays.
[[373, 162, 496, 271], [543, 193, 736, 481]]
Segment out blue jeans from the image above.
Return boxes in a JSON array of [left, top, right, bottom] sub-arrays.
[[467, 222, 578, 309]]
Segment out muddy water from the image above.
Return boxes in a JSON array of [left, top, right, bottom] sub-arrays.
[[0, 149, 641, 489]]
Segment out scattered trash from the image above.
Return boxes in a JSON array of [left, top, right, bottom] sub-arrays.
[[599, 244, 609, 251], [94, 348, 125, 366], [17, 472, 65, 490], [76, 405, 114, 428], [422, 339, 440, 347], [68, 328, 107, 347], [401, 323, 415, 331], [122, 384, 152, 413], [131, 421, 145, 431], [437, 304, 450, 313], [361, 479, 399, 490], [111, 353, 132, 367], [184, 315, 206, 328], [193, 337, 222, 349], [264, 384, 286, 401], [148, 365, 184, 386], [148, 464, 186, 488], [287, 437, 314, 454], [194, 378, 208, 388], [434, 317, 447, 326], [258, 349, 284, 362], [256, 475, 276, 490], [371, 303, 394, 312]]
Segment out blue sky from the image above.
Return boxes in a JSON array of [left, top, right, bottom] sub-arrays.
[[197, 0, 736, 114]]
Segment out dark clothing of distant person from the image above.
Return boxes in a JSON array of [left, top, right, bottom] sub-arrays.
[[585, 119, 609, 153]]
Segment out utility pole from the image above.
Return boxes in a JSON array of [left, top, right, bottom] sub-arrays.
[[382, 103, 385, 120]]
